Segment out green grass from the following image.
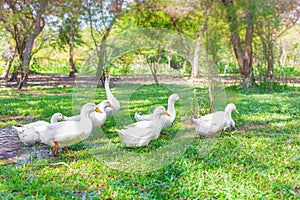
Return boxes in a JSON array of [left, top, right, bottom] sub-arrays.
[[0, 82, 299, 199]]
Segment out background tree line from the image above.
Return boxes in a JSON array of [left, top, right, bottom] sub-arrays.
[[0, 0, 299, 89]]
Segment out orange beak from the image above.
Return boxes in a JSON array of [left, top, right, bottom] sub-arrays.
[[110, 104, 114, 108], [95, 107, 103, 113], [105, 72, 109, 78], [165, 112, 171, 117], [61, 116, 65, 121], [234, 109, 239, 114]]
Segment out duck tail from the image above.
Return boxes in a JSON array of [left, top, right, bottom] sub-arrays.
[[12, 125, 24, 133], [116, 129, 124, 136], [134, 112, 142, 121], [192, 117, 199, 125]]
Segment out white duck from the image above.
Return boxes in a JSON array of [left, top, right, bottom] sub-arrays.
[[192, 103, 239, 138], [64, 100, 113, 128], [134, 94, 181, 129], [34, 103, 101, 154], [13, 113, 64, 146], [104, 72, 120, 118], [116, 106, 171, 148]]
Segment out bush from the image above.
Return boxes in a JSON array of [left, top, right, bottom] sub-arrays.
[[276, 65, 300, 77], [217, 62, 239, 75]]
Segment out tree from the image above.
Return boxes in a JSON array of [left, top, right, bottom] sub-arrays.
[[255, 0, 300, 79], [112, 52, 134, 75], [0, 0, 51, 89], [221, 0, 256, 87], [136, 0, 217, 78], [0, 32, 15, 78], [57, 1, 84, 78], [143, 49, 168, 85], [191, 0, 215, 78], [84, 0, 126, 86]]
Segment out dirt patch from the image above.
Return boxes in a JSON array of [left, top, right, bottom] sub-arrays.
[[0, 126, 51, 164], [0, 126, 23, 161], [0, 116, 35, 122], [238, 122, 269, 132], [1, 75, 299, 88]]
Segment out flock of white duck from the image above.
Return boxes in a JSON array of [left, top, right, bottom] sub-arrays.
[[13, 73, 239, 154]]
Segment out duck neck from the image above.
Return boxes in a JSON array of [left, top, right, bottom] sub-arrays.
[[80, 110, 90, 122], [105, 78, 112, 97], [225, 108, 232, 120], [152, 113, 164, 128], [167, 99, 175, 116], [50, 116, 57, 124]]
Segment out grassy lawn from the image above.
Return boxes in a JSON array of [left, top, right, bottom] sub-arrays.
[[0, 81, 299, 199]]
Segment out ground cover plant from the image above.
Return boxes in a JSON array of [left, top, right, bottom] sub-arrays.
[[0, 82, 299, 199]]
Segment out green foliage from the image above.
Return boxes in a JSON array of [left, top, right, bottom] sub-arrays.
[[30, 62, 70, 75], [0, 0, 299, 80], [170, 55, 185, 70], [276, 65, 300, 77], [0, 62, 5, 74], [111, 53, 135, 75], [28, 59, 99, 75], [217, 62, 240, 75], [57, 17, 84, 51], [0, 29, 9, 60], [0, 82, 299, 198]]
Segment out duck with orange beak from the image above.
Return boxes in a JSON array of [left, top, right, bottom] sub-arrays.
[[34, 103, 102, 154], [192, 103, 239, 138], [117, 106, 171, 148], [135, 94, 182, 129], [64, 100, 114, 128]]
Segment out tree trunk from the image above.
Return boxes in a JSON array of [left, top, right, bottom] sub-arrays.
[[167, 54, 171, 68], [279, 41, 287, 66], [95, 21, 114, 81], [150, 62, 159, 85], [266, 42, 274, 79], [222, 0, 255, 87], [257, 29, 275, 80], [241, 15, 255, 85], [17, 1, 46, 90], [191, 41, 200, 78], [68, 25, 77, 78], [153, 74, 159, 85], [191, 3, 213, 79], [17, 35, 35, 90], [9, 64, 18, 82], [147, 57, 159, 85], [96, 57, 105, 87], [1, 51, 15, 78]]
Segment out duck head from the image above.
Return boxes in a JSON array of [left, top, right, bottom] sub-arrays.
[[51, 113, 64, 123], [81, 103, 100, 116], [98, 100, 114, 113], [153, 106, 170, 117], [225, 103, 239, 114], [169, 94, 182, 102]]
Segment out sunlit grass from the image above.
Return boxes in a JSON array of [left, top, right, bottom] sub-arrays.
[[0, 82, 299, 198]]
